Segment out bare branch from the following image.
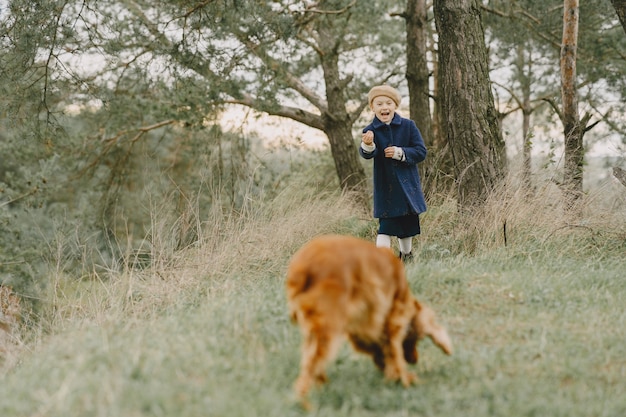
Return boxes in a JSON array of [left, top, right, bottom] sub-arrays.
[[492, 80, 524, 109], [40, 2, 70, 123], [304, 0, 357, 15], [348, 101, 369, 125], [479, 4, 508, 18], [586, 102, 626, 137], [541, 96, 564, 122], [479, 3, 541, 24], [180, 0, 215, 19], [225, 95, 324, 130], [102, 119, 176, 145], [580, 111, 601, 133], [0, 188, 40, 209], [130, 119, 177, 142], [295, 32, 324, 56]]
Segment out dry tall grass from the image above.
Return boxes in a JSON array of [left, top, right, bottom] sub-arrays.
[[1, 173, 625, 416], [18, 182, 360, 335], [9, 173, 626, 349], [421, 175, 626, 257]]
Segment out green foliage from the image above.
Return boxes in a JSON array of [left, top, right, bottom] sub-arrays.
[[0, 0, 317, 312], [483, 0, 626, 143], [0, 121, 74, 311], [0, 113, 300, 305], [0, 0, 406, 311]]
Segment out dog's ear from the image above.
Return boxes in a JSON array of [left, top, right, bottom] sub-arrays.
[[414, 300, 453, 355]]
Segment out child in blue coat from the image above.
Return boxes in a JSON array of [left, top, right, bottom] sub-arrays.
[[359, 85, 427, 262]]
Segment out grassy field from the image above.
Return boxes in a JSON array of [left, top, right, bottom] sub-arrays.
[[1, 181, 625, 417]]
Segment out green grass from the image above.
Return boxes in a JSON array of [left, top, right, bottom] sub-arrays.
[[1, 186, 626, 416]]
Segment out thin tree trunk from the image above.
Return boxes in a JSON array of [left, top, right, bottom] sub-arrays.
[[430, 42, 454, 195], [561, 0, 584, 213], [518, 43, 533, 191], [405, 0, 433, 147], [405, 0, 440, 196]]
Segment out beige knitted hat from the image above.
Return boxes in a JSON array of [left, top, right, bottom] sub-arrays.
[[367, 85, 402, 107]]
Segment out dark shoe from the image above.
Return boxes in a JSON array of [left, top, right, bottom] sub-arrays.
[[399, 252, 413, 263]]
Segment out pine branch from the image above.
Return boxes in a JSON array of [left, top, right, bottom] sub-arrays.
[[225, 95, 324, 130]]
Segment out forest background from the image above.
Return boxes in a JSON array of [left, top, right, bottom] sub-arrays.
[[1, 1, 625, 416]]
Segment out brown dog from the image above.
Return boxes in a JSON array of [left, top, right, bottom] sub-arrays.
[[286, 234, 452, 407]]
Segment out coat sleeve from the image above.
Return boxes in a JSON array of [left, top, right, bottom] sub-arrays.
[[401, 121, 427, 164]]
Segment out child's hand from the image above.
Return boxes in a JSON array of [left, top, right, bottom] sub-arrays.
[[384, 146, 404, 160], [362, 131, 374, 145]]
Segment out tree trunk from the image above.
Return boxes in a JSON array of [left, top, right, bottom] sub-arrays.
[[430, 43, 455, 195], [561, 0, 584, 213], [323, 116, 368, 205], [318, 19, 369, 209], [433, 0, 506, 210], [610, 0, 626, 35], [405, 0, 433, 148], [405, 0, 438, 195], [517, 43, 533, 191], [321, 109, 368, 208]]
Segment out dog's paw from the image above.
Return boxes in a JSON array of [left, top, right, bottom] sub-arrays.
[[384, 366, 419, 387], [384, 365, 401, 382], [300, 397, 313, 411], [294, 375, 312, 398], [315, 372, 328, 384], [400, 371, 418, 387]]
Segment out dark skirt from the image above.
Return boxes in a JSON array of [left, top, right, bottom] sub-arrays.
[[378, 214, 421, 238]]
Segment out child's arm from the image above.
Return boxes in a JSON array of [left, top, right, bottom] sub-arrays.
[[400, 122, 427, 164], [360, 130, 376, 156]]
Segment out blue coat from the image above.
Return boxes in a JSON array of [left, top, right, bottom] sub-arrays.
[[359, 113, 427, 218]]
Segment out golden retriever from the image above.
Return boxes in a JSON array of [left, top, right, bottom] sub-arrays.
[[286, 234, 452, 407]]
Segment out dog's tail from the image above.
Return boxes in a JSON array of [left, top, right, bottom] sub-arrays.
[[285, 265, 314, 323]]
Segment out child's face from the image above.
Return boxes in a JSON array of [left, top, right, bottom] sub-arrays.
[[370, 95, 397, 123]]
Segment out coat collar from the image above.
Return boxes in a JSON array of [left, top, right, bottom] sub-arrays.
[[372, 112, 402, 128]]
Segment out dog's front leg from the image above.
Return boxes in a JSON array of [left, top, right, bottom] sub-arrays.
[[382, 337, 417, 385], [383, 314, 418, 386]]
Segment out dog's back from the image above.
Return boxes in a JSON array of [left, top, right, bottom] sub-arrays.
[[286, 234, 409, 338]]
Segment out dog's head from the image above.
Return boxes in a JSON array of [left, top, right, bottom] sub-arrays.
[[404, 300, 453, 362]]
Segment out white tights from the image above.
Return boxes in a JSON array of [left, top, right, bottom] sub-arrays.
[[376, 234, 413, 254]]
